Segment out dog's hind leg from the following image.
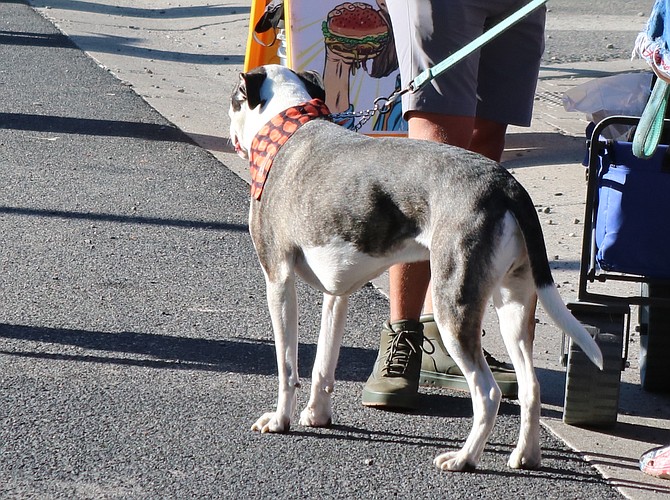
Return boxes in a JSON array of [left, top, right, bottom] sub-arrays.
[[300, 293, 349, 427], [251, 269, 300, 433], [493, 267, 542, 469], [430, 274, 501, 471]]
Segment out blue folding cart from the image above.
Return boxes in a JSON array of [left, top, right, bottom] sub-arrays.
[[562, 115, 670, 427]]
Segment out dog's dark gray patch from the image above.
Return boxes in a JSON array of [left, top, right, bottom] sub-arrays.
[[330, 182, 423, 255], [230, 78, 246, 113]]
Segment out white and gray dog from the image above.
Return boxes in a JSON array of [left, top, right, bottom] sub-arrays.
[[229, 64, 603, 472]]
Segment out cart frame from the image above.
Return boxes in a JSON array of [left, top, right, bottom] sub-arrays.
[[562, 115, 670, 426]]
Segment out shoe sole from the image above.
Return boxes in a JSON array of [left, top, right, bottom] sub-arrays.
[[361, 388, 418, 410], [419, 370, 519, 399]]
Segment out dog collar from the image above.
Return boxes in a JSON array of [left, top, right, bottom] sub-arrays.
[[249, 99, 331, 200]]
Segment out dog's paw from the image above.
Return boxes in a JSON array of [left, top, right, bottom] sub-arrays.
[[299, 406, 332, 428], [251, 412, 290, 433], [507, 447, 541, 470], [434, 451, 477, 472]]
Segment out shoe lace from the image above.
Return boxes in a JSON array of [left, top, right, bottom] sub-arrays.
[[481, 328, 511, 369], [420, 326, 512, 370], [483, 349, 508, 369], [383, 328, 421, 376], [422, 336, 436, 356]]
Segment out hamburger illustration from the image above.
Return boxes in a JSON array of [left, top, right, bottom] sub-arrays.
[[322, 2, 390, 61]]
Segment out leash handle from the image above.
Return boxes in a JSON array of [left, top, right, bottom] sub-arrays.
[[410, 0, 549, 92], [633, 78, 670, 159]]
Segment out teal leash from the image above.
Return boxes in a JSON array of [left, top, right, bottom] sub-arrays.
[[632, 78, 670, 159]]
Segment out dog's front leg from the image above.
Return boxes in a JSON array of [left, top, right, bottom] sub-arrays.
[[251, 271, 299, 433], [300, 293, 349, 427]]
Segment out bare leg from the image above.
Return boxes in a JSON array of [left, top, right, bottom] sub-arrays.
[[470, 117, 508, 162], [389, 262, 429, 322], [389, 112, 474, 319]]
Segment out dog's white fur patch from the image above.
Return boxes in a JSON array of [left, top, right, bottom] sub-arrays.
[[298, 238, 429, 296]]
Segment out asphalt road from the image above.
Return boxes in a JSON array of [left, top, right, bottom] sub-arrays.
[[0, 1, 630, 498]]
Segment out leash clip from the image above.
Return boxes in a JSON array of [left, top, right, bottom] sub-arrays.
[[330, 86, 410, 132], [374, 86, 411, 115], [373, 96, 391, 115]]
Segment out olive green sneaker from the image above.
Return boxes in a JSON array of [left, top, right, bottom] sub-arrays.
[[419, 314, 518, 398], [362, 319, 424, 409]]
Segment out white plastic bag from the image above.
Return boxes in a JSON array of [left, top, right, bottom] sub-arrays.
[[563, 72, 653, 138]]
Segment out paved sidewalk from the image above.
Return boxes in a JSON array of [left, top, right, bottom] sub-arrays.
[[6, 0, 670, 497]]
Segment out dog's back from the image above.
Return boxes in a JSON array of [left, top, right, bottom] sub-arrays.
[[253, 119, 519, 258]]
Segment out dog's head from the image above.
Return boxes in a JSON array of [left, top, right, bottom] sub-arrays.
[[229, 64, 326, 159]]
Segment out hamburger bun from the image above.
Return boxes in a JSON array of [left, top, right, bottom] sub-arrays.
[[323, 2, 389, 60]]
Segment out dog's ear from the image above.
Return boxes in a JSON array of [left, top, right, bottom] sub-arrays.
[[240, 68, 268, 110], [296, 70, 326, 101]]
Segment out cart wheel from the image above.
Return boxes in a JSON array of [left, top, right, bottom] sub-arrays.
[[563, 330, 623, 427], [639, 284, 670, 392]]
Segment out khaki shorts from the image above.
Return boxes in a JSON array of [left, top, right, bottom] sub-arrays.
[[386, 0, 546, 127]]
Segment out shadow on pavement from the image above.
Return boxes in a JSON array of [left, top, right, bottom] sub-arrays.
[[503, 131, 587, 169], [0, 29, 74, 47], [539, 64, 649, 81], [0, 112, 192, 142], [0, 323, 376, 382], [69, 34, 244, 65], [27, 0, 249, 19], [0, 205, 248, 232]]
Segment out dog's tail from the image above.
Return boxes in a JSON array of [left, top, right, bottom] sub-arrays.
[[536, 285, 603, 370], [509, 183, 604, 370]]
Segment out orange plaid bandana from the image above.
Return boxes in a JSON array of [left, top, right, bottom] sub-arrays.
[[249, 99, 331, 200]]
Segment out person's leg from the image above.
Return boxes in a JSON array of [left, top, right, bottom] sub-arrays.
[[408, 114, 519, 398], [388, 262, 430, 322], [364, 0, 510, 409], [388, 112, 475, 320], [366, 113, 522, 406], [470, 117, 508, 162], [405, 112, 475, 147], [363, 113, 475, 409]]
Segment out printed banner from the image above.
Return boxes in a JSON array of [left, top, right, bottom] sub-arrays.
[[246, 0, 407, 135]]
